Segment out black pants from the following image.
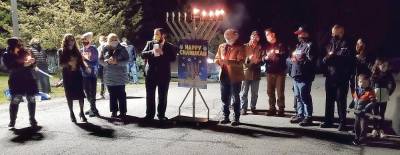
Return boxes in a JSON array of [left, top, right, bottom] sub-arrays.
[[98, 67, 106, 96], [10, 95, 36, 123], [373, 102, 387, 130], [324, 80, 349, 124], [107, 85, 127, 114], [145, 79, 170, 118], [83, 77, 98, 112]]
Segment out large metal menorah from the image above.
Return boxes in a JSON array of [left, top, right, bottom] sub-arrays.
[[166, 8, 225, 124], [166, 8, 225, 41]]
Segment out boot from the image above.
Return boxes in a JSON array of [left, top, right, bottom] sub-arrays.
[[28, 100, 38, 127], [9, 103, 19, 128]]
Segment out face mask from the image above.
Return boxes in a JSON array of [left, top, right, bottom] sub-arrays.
[[333, 35, 340, 40], [110, 41, 119, 48], [298, 37, 306, 42], [82, 41, 90, 46], [379, 65, 388, 72]]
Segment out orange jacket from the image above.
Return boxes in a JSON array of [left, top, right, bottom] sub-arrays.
[[352, 87, 376, 103], [215, 43, 245, 83]]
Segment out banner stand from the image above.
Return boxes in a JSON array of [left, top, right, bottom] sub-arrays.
[[166, 9, 224, 125]]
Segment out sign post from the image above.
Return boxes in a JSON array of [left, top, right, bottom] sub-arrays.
[[166, 8, 225, 123]]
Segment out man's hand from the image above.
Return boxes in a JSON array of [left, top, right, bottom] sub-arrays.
[[107, 57, 117, 65], [85, 67, 92, 73], [82, 52, 91, 60]]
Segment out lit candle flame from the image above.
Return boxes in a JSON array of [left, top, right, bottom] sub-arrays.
[[208, 10, 214, 17], [193, 8, 200, 15], [201, 10, 207, 17]]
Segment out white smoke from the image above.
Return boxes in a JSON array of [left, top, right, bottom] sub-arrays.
[[222, 3, 249, 30]]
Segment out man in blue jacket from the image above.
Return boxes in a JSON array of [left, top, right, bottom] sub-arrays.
[[81, 32, 100, 117], [288, 26, 317, 126]]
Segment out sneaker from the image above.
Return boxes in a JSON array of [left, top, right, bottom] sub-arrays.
[[118, 113, 127, 119], [371, 129, 379, 138], [320, 122, 334, 128], [290, 116, 303, 124], [266, 110, 276, 116], [240, 109, 247, 115], [277, 110, 285, 117], [231, 121, 240, 126], [352, 139, 360, 145], [158, 116, 168, 121], [299, 117, 312, 126], [338, 123, 346, 131], [379, 130, 386, 138], [111, 112, 118, 118], [250, 108, 257, 114], [8, 120, 15, 128], [220, 119, 231, 124], [30, 118, 38, 127]]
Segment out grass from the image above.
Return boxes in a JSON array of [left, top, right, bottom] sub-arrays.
[[0, 73, 66, 104], [0, 73, 146, 104]]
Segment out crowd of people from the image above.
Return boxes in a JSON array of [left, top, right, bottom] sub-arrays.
[[1, 24, 397, 146], [214, 24, 397, 145]]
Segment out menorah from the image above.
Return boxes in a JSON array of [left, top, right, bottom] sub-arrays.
[[166, 8, 225, 124], [166, 8, 225, 41]]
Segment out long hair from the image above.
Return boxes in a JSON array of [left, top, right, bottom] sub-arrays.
[[7, 37, 30, 58], [59, 34, 84, 67]]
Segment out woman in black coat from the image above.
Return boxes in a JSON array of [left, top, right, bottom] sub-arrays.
[[3, 37, 39, 128], [58, 34, 89, 123]]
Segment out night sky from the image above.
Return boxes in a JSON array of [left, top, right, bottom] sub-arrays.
[[141, 0, 400, 57]]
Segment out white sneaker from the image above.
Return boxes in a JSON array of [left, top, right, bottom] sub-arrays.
[[371, 129, 379, 138], [379, 130, 386, 138]]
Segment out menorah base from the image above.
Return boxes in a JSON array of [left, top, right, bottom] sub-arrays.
[[175, 88, 210, 125]]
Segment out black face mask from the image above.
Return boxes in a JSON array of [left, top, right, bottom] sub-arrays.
[[298, 37, 307, 42], [82, 42, 90, 46], [333, 36, 340, 40]]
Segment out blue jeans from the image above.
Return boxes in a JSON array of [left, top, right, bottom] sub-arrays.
[[293, 80, 313, 118], [240, 80, 260, 110], [221, 81, 241, 121], [127, 62, 138, 83]]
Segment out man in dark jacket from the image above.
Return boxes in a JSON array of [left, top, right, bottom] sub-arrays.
[[288, 26, 317, 126], [263, 28, 289, 116], [141, 28, 178, 121], [320, 25, 355, 131]]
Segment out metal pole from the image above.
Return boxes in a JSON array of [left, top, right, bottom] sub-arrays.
[[10, 0, 20, 37], [192, 87, 196, 119]]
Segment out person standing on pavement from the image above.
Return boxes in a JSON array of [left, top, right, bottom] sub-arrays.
[[288, 26, 317, 126], [99, 33, 129, 119], [141, 28, 178, 121], [349, 38, 375, 109], [263, 28, 289, 117], [320, 25, 355, 131], [29, 38, 51, 94], [58, 34, 88, 123], [215, 29, 245, 126], [97, 35, 107, 99], [3, 37, 39, 128], [80, 32, 100, 117], [121, 37, 138, 84], [240, 31, 263, 115], [370, 58, 396, 138]]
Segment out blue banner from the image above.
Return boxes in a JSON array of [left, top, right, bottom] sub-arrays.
[[178, 39, 208, 89]]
